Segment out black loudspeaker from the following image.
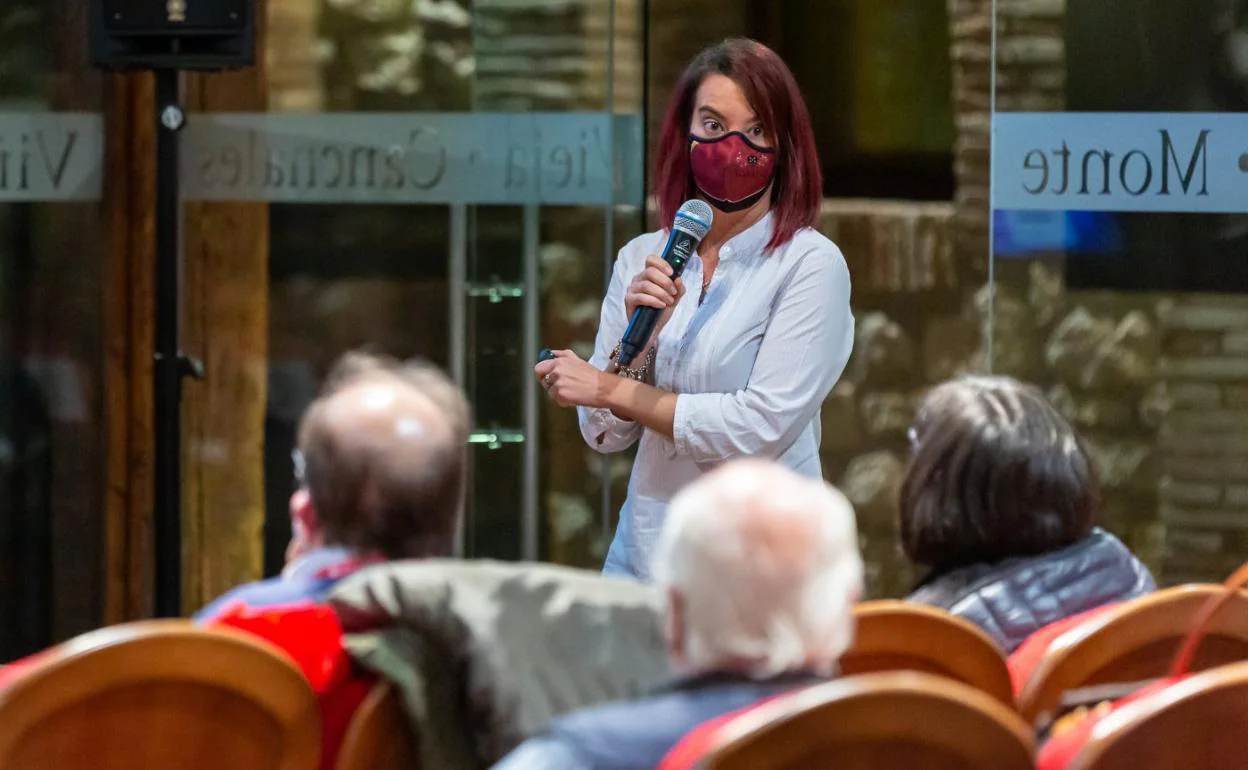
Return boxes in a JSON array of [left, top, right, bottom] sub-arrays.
[[90, 0, 255, 71]]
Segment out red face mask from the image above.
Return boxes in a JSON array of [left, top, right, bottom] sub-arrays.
[[688, 131, 777, 212]]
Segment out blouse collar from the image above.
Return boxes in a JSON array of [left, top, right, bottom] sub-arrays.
[[715, 210, 775, 262]]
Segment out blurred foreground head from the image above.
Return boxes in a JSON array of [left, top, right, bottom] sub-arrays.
[[653, 459, 863, 678]]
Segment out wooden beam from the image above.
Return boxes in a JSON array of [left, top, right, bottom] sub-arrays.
[[180, 4, 270, 613], [103, 71, 157, 624]]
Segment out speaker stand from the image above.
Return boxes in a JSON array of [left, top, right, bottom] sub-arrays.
[[152, 68, 203, 618]]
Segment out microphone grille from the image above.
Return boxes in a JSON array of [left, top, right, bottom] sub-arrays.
[[674, 199, 714, 240]]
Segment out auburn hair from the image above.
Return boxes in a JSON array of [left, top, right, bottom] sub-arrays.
[[654, 39, 822, 250]]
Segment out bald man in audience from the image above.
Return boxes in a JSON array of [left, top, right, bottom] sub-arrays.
[[491, 460, 865, 770], [194, 352, 471, 622]]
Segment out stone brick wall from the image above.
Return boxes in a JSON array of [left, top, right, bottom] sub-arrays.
[[645, 0, 751, 152], [948, 0, 1065, 277], [267, 0, 323, 111], [317, 0, 472, 111], [475, 1, 593, 111], [283, 0, 644, 114], [584, 0, 644, 112], [821, 200, 959, 295], [1156, 298, 1248, 582], [818, 200, 959, 597]]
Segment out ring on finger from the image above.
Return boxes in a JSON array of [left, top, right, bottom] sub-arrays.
[[543, 372, 554, 387]]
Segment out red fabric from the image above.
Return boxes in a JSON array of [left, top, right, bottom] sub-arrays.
[[688, 132, 777, 208], [1036, 677, 1178, 770], [1008, 604, 1122, 695], [0, 650, 51, 690], [657, 691, 802, 770], [314, 554, 386, 581], [210, 601, 376, 770]]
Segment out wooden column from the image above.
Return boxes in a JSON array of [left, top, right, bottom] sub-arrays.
[[103, 72, 157, 624], [180, 12, 271, 613]]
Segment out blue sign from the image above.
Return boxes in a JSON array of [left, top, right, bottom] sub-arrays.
[[993, 113, 1248, 213], [993, 210, 1123, 257]]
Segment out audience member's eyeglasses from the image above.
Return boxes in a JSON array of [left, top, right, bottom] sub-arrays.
[[292, 449, 307, 488]]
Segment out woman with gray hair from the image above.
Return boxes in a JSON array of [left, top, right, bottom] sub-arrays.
[[492, 459, 864, 770]]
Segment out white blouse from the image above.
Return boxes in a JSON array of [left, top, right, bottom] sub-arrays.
[[578, 212, 855, 580]]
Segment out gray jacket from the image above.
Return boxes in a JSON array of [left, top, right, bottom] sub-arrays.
[[329, 559, 671, 770], [907, 528, 1156, 653]]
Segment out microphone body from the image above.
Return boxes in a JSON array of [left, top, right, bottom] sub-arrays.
[[617, 200, 714, 367]]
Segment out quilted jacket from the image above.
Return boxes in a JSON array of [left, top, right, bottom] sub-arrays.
[[907, 528, 1156, 653]]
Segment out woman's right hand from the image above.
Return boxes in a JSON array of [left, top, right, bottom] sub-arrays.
[[624, 255, 686, 332]]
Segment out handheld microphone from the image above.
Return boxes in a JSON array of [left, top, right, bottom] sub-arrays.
[[617, 200, 714, 367]]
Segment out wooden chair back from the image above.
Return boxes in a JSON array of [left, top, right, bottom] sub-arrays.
[[335, 681, 418, 770], [840, 601, 1014, 706], [695, 671, 1034, 770], [0, 620, 321, 770], [1066, 660, 1248, 770], [1017, 585, 1248, 723]]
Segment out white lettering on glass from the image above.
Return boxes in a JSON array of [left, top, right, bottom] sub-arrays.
[[181, 112, 644, 205]]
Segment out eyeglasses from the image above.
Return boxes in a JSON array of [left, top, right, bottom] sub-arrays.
[[291, 448, 307, 488]]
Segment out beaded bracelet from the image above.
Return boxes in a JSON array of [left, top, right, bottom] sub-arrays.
[[609, 342, 657, 382]]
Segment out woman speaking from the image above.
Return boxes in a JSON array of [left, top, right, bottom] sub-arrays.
[[535, 39, 854, 580]]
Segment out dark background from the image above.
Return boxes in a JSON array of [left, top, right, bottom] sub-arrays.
[[1063, 0, 1248, 293]]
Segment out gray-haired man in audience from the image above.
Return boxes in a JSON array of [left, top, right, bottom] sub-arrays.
[[492, 459, 865, 770]]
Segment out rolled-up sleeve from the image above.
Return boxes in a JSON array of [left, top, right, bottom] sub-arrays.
[[671, 245, 854, 463], [577, 244, 646, 453]]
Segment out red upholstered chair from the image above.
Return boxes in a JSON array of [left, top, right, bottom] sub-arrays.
[[1017, 585, 1248, 724], [0, 620, 320, 770], [334, 681, 419, 770], [1045, 661, 1248, 770], [841, 600, 1014, 707], [690, 671, 1034, 770]]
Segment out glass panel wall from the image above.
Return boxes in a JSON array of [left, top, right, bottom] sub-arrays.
[[249, 0, 1248, 594], [257, 0, 646, 572], [0, 1, 106, 659], [989, 0, 1248, 585]]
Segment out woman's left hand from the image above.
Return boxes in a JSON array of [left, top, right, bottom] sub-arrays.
[[535, 350, 610, 408]]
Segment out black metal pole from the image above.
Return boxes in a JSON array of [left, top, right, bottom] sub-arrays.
[[153, 67, 184, 618]]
